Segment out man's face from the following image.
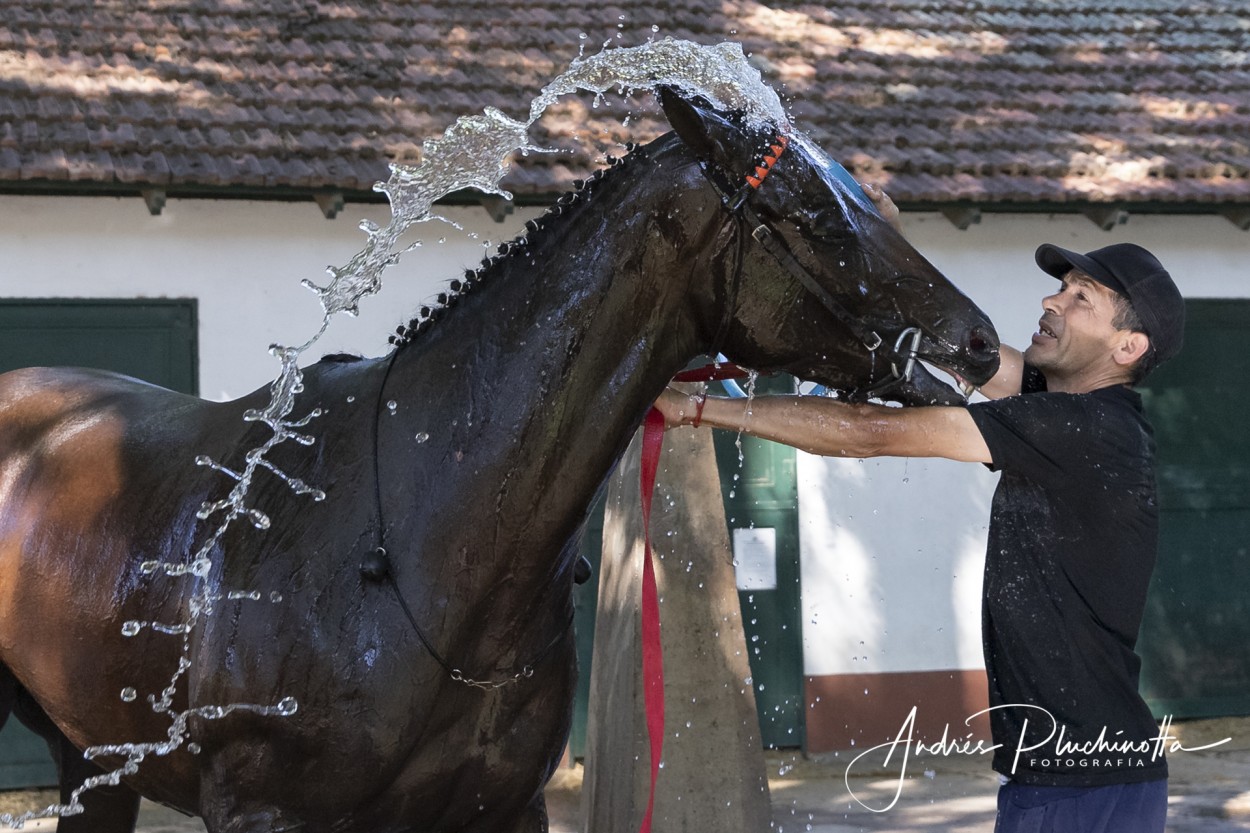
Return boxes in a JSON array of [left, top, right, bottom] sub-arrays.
[[1024, 270, 1130, 381]]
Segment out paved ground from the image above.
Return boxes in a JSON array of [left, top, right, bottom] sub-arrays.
[[1, 718, 1246, 831], [548, 717, 1250, 832]]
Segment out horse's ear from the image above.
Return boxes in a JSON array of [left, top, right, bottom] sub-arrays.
[[657, 85, 748, 169]]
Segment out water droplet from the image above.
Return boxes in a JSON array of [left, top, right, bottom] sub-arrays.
[[121, 621, 142, 637], [188, 742, 202, 755], [269, 591, 284, 603], [415, 432, 430, 443], [139, 560, 160, 574], [120, 687, 137, 702], [276, 697, 298, 716]]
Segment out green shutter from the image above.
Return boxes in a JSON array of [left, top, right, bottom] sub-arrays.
[[0, 299, 197, 393], [1139, 300, 1250, 718], [0, 298, 198, 788]]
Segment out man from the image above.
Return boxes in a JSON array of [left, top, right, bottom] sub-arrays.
[[655, 201, 1184, 832]]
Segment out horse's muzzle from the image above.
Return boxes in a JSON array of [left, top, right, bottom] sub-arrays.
[[965, 323, 1001, 384]]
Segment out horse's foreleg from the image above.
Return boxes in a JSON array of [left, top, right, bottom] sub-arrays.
[[517, 792, 550, 833], [471, 792, 549, 833], [0, 663, 17, 731], [51, 732, 142, 833], [8, 686, 141, 833]]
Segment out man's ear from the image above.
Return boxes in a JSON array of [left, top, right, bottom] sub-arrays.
[[1113, 330, 1151, 368], [656, 85, 752, 174]]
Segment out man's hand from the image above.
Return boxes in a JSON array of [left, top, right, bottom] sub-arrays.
[[654, 387, 701, 429], [861, 182, 904, 234]]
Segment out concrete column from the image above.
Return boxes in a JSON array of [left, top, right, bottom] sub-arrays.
[[581, 412, 770, 832]]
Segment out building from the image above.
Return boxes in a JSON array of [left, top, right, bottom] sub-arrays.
[[0, 0, 1246, 781]]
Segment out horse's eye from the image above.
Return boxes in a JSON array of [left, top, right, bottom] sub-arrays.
[[809, 207, 845, 239]]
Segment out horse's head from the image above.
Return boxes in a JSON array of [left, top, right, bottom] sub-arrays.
[[659, 87, 999, 405]]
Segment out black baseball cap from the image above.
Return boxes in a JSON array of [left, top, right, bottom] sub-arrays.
[[1034, 242, 1185, 364]]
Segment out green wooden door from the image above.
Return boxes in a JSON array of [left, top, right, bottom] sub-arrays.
[[712, 374, 804, 749], [0, 298, 198, 788], [1138, 300, 1250, 717], [0, 300, 198, 394]]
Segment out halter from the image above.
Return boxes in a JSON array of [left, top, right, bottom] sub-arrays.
[[696, 133, 923, 399]]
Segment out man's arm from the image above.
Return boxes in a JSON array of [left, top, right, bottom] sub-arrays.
[[969, 344, 1024, 400], [656, 390, 993, 464]]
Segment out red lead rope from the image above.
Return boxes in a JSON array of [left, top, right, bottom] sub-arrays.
[[635, 365, 747, 830], [670, 362, 752, 384], [638, 407, 667, 833]]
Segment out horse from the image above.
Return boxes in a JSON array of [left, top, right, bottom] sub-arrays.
[[0, 87, 999, 833]]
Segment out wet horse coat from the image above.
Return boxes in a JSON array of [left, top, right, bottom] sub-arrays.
[[0, 90, 999, 832]]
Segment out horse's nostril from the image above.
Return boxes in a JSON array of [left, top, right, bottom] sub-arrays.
[[968, 326, 997, 356]]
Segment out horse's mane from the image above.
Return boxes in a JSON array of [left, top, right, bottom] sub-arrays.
[[318, 352, 365, 364], [387, 138, 665, 349]]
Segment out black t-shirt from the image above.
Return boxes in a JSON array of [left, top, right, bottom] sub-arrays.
[[966, 366, 1168, 786]]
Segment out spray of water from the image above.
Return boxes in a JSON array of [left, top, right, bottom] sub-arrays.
[[0, 36, 788, 828]]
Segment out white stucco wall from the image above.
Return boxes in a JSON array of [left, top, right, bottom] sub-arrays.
[[799, 211, 1250, 678], [0, 195, 541, 401], [1, 196, 1245, 682]]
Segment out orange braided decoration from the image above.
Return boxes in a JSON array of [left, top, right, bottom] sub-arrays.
[[745, 135, 789, 188]]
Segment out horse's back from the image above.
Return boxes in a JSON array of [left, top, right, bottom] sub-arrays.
[[0, 367, 201, 544], [0, 365, 188, 449], [0, 367, 212, 717]]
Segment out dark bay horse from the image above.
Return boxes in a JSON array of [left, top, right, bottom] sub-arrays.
[[0, 88, 998, 833]]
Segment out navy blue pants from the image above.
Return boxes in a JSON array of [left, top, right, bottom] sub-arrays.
[[994, 779, 1167, 833]]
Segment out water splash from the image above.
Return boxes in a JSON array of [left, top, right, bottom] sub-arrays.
[[530, 38, 785, 130], [734, 370, 761, 469], [26, 36, 788, 828]]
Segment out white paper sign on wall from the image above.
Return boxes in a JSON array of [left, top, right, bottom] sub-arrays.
[[732, 527, 777, 591]]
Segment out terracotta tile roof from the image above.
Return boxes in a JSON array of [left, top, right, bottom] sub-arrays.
[[0, 0, 1246, 206]]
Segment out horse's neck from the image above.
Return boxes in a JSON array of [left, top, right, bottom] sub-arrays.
[[384, 142, 721, 563]]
